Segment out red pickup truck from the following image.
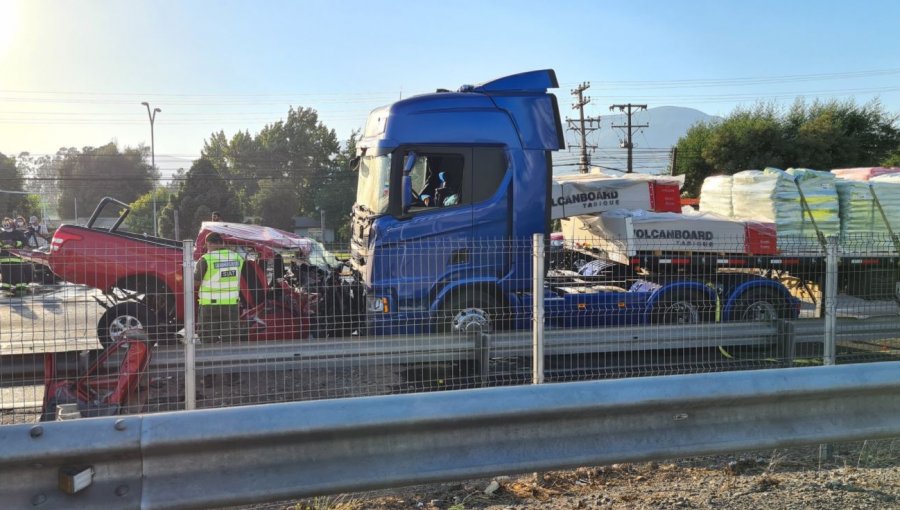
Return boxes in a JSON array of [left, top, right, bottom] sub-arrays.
[[45, 197, 354, 346]]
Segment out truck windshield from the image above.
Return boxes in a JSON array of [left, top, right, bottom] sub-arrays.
[[355, 154, 391, 214]]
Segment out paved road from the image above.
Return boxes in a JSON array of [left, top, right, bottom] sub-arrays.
[[2, 282, 897, 355], [0, 284, 104, 355]]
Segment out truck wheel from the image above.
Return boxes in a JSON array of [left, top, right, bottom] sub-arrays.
[[734, 288, 786, 321], [845, 267, 899, 300], [439, 290, 501, 334], [652, 290, 712, 325], [97, 303, 156, 349]]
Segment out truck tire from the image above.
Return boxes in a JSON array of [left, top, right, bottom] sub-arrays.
[[651, 289, 714, 325], [438, 290, 502, 334], [845, 267, 899, 300], [733, 288, 788, 321], [97, 303, 156, 349]]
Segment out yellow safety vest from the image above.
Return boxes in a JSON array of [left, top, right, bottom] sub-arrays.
[[199, 249, 244, 305]]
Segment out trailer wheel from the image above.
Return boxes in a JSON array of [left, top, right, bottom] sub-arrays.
[[97, 303, 156, 349], [734, 288, 787, 321], [652, 290, 712, 325], [845, 267, 899, 300], [439, 290, 501, 334]]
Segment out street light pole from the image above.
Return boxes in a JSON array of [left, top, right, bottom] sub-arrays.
[[141, 102, 162, 236]]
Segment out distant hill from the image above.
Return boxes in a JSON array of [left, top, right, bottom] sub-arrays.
[[556, 106, 721, 176]]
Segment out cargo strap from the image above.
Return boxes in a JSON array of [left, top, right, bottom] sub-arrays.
[[868, 184, 900, 255], [792, 177, 827, 252]]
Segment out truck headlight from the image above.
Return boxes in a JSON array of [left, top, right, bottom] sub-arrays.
[[367, 295, 389, 313]]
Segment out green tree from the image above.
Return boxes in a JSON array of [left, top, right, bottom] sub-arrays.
[[0, 152, 29, 215], [56, 143, 157, 219], [201, 106, 342, 225], [125, 188, 171, 235], [701, 104, 787, 176], [674, 100, 900, 197], [883, 147, 900, 167], [249, 180, 299, 231], [159, 158, 241, 239], [786, 99, 900, 169], [673, 123, 716, 196], [315, 130, 360, 240]]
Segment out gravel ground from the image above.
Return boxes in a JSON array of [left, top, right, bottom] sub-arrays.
[[252, 440, 899, 510]]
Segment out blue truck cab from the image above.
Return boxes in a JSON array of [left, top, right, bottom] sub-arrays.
[[349, 70, 797, 334]]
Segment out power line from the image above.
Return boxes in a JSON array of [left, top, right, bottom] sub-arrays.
[[5, 66, 899, 98], [560, 67, 900, 89]]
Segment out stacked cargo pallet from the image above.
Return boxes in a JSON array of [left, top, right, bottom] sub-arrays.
[[698, 175, 733, 217], [699, 167, 840, 252]]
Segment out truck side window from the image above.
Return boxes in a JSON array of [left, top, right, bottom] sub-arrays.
[[471, 147, 508, 203], [408, 153, 467, 210]]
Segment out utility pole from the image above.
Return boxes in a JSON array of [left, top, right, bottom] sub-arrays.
[[141, 102, 162, 235], [609, 103, 648, 173], [668, 146, 678, 176], [567, 83, 601, 174]]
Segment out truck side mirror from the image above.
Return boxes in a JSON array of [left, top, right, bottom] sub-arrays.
[[401, 152, 418, 213], [348, 156, 360, 172], [403, 151, 417, 174], [402, 175, 413, 212]]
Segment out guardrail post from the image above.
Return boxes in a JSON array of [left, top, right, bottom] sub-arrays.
[[775, 319, 795, 367], [475, 332, 490, 387], [532, 234, 545, 385], [182, 240, 197, 411]]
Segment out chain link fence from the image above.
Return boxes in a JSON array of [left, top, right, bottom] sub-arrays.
[[2, 227, 899, 425]]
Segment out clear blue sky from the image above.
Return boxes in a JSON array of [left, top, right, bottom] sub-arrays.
[[2, 0, 899, 177]]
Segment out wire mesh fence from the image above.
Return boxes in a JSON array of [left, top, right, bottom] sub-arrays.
[[2, 224, 900, 426]]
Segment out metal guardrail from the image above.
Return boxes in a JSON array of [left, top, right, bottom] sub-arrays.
[[3, 317, 899, 384], [153, 317, 898, 374], [1, 362, 898, 509]]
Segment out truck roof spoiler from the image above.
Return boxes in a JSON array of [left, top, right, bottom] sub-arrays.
[[468, 69, 559, 93]]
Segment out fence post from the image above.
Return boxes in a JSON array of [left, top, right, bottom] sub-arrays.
[[532, 234, 545, 385], [820, 235, 840, 462], [823, 236, 838, 366], [182, 240, 197, 411]]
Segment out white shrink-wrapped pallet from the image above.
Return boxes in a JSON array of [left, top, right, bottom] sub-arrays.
[[730, 168, 786, 222], [786, 167, 840, 241], [835, 179, 876, 240], [730, 167, 839, 251], [699, 175, 733, 217], [868, 174, 900, 239]]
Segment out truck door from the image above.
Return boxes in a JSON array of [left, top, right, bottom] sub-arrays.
[[383, 147, 476, 308], [377, 146, 511, 312]]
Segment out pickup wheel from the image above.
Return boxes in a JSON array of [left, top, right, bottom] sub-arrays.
[[733, 288, 788, 321], [97, 303, 156, 349], [651, 290, 714, 325]]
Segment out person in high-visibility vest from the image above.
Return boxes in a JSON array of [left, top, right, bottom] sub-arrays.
[[1, 216, 31, 295], [193, 232, 245, 343]]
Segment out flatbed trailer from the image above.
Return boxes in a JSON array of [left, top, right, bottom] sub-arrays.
[[560, 244, 900, 303]]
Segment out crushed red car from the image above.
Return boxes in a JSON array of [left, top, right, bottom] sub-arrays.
[[40, 197, 360, 347]]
